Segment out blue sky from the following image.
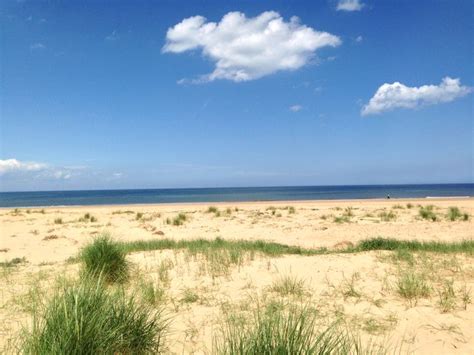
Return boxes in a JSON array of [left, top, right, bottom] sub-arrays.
[[0, 0, 472, 191]]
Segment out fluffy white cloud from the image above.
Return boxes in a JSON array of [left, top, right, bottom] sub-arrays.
[[289, 105, 303, 112], [361, 77, 472, 116], [0, 159, 46, 174], [337, 0, 364, 11], [163, 11, 341, 82]]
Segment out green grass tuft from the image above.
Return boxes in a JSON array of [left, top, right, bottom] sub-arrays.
[[378, 210, 397, 222], [79, 234, 129, 283], [207, 206, 218, 213], [214, 302, 384, 354], [397, 270, 431, 304], [446, 207, 469, 221], [269, 275, 306, 297], [419, 205, 438, 221], [21, 277, 167, 354]]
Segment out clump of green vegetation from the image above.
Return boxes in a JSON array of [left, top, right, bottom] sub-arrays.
[[207, 206, 218, 213], [341, 273, 361, 299], [136, 212, 144, 220], [460, 285, 472, 310], [357, 237, 474, 254], [168, 213, 187, 226], [181, 288, 199, 304], [0, 257, 27, 268], [419, 205, 438, 221], [287, 206, 296, 214], [269, 275, 306, 297], [446, 207, 469, 221], [11, 208, 22, 216], [333, 215, 350, 224], [378, 210, 397, 222], [54, 218, 63, 224], [392, 249, 415, 265], [21, 278, 167, 354], [79, 234, 129, 283], [406, 203, 414, 209], [438, 280, 456, 313], [344, 207, 354, 217], [140, 280, 166, 306], [79, 213, 97, 223], [392, 204, 404, 209], [397, 270, 431, 305], [215, 302, 382, 354]]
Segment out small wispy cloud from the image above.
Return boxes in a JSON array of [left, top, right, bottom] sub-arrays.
[[355, 35, 363, 43], [30, 43, 45, 50], [337, 0, 365, 12], [289, 105, 303, 112], [362, 77, 472, 115], [105, 30, 119, 41]]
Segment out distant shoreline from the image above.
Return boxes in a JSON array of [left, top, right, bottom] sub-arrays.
[[1, 184, 472, 208], [1, 196, 473, 210]]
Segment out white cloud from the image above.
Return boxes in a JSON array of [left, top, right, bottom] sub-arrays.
[[289, 105, 303, 112], [105, 30, 119, 41], [51, 171, 71, 180], [0, 159, 74, 180], [30, 43, 45, 50], [163, 11, 341, 82], [337, 0, 364, 11], [362, 77, 472, 116], [0, 159, 46, 174], [355, 35, 363, 42]]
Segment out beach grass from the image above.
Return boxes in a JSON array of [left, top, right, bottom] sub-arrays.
[[67, 236, 474, 265], [446, 207, 469, 221], [79, 234, 129, 283], [214, 301, 384, 354], [269, 275, 306, 297], [21, 277, 167, 354], [419, 205, 438, 221]]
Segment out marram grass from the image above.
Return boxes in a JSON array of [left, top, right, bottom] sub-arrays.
[[214, 302, 387, 354], [20, 277, 167, 354], [79, 234, 129, 283], [67, 236, 474, 265]]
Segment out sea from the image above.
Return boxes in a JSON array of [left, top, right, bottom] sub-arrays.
[[0, 184, 472, 208]]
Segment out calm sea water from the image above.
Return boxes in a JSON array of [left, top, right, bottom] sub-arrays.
[[0, 184, 472, 208]]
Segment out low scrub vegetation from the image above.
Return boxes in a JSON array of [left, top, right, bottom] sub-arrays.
[[446, 207, 469, 221], [418, 205, 438, 221], [0, 257, 27, 268], [378, 210, 397, 222], [78, 213, 97, 223], [166, 213, 187, 226]]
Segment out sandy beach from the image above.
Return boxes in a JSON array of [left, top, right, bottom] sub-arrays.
[[1, 198, 473, 353]]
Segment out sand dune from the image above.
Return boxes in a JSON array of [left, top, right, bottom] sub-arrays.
[[1, 198, 473, 353]]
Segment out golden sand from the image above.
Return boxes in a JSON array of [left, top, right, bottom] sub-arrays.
[[1, 198, 473, 353]]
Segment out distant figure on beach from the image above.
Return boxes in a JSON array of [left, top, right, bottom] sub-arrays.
[[386, 194, 390, 199]]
